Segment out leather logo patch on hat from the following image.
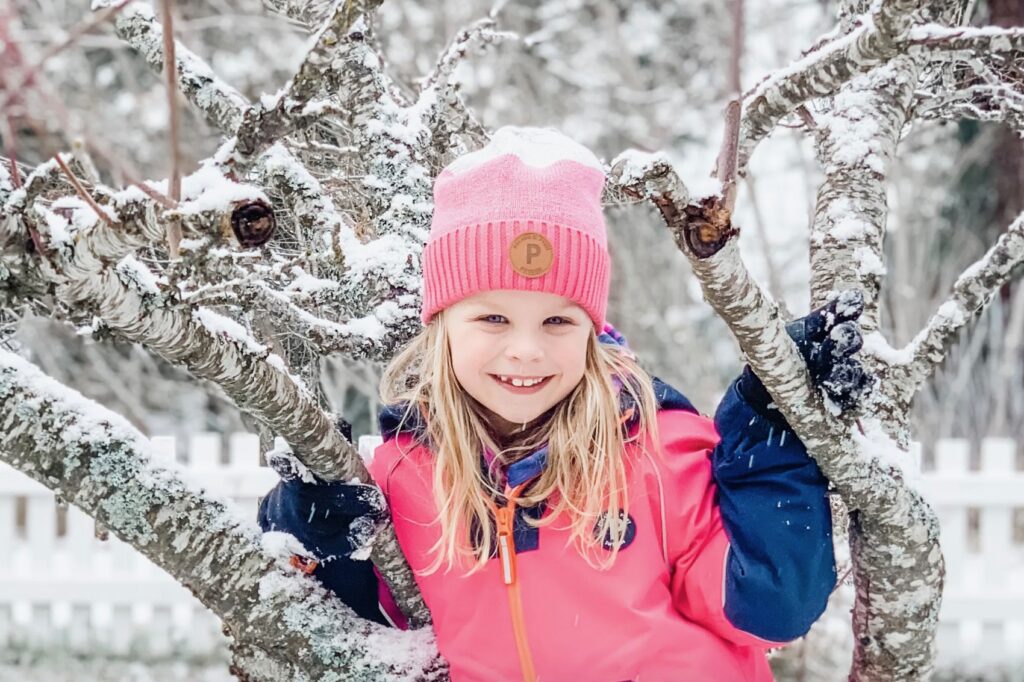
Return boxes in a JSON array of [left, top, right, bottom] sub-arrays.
[[509, 232, 553, 277]]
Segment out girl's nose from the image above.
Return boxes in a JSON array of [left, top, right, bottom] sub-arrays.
[[503, 336, 545, 364]]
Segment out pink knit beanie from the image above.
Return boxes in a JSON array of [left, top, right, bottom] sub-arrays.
[[420, 126, 610, 329]]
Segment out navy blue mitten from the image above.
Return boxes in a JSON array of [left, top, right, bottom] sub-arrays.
[[262, 419, 388, 561], [737, 289, 875, 419], [258, 418, 390, 624]]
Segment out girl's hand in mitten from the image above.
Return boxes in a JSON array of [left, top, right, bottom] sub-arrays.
[[263, 422, 388, 561], [737, 289, 876, 417], [257, 419, 392, 624]]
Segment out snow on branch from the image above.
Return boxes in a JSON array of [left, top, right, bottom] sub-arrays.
[[234, 0, 386, 160], [0, 349, 445, 680], [111, 1, 249, 132], [905, 23, 1024, 54], [738, 0, 970, 171], [897, 212, 1024, 393]]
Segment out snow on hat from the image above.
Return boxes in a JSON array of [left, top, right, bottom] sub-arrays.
[[420, 126, 610, 329]]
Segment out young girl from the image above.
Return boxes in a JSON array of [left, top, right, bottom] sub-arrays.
[[259, 126, 870, 681]]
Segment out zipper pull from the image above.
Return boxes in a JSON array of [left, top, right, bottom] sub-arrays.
[[495, 504, 517, 585]]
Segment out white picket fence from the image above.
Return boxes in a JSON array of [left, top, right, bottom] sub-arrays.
[[919, 437, 1024, 671], [0, 431, 381, 660], [0, 433, 1022, 668]]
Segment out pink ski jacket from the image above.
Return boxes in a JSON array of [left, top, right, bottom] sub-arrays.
[[259, 373, 836, 680], [370, 404, 784, 681]]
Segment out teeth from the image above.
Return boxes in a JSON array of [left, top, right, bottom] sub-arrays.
[[498, 375, 546, 387]]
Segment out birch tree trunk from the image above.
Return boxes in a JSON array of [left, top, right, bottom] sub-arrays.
[[3, 0, 1024, 678]]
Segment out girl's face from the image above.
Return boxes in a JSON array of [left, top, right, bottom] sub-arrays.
[[444, 290, 593, 436]]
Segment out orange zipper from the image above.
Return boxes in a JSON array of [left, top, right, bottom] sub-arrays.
[[487, 482, 537, 682]]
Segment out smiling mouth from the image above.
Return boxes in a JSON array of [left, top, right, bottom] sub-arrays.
[[489, 374, 554, 391]]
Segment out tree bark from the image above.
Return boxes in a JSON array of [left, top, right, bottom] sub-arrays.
[[0, 349, 447, 680]]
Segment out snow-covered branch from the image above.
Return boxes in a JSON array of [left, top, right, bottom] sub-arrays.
[[420, 17, 516, 95], [906, 23, 1024, 54], [896, 212, 1024, 394], [9, 0, 444, 625], [414, 17, 515, 156], [110, 0, 430, 314], [0, 155, 432, 627], [807, 56, 916, 333], [916, 82, 1024, 129], [912, 33, 1024, 131], [254, 144, 424, 322], [739, 0, 918, 170], [609, 153, 943, 680], [234, 0, 386, 160], [110, 1, 248, 133], [0, 349, 446, 680], [183, 276, 413, 359], [738, 0, 973, 172], [0, 154, 271, 272]]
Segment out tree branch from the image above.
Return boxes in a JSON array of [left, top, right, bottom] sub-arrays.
[[0, 349, 446, 680], [608, 155, 943, 680], [111, 2, 249, 133], [906, 23, 1024, 54], [234, 0, 385, 160], [1, 164, 432, 627], [739, 0, 941, 172], [894, 212, 1024, 393]]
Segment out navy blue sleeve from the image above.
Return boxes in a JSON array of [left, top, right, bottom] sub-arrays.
[[258, 479, 390, 626], [710, 377, 837, 642]]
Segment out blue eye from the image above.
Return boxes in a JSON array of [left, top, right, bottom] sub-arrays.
[[480, 315, 506, 324], [476, 315, 573, 325]]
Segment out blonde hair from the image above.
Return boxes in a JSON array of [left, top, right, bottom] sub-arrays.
[[378, 310, 663, 576]]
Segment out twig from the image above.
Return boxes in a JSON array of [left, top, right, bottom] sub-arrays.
[[714, 0, 744, 207], [52, 153, 115, 226], [161, 0, 183, 258]]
